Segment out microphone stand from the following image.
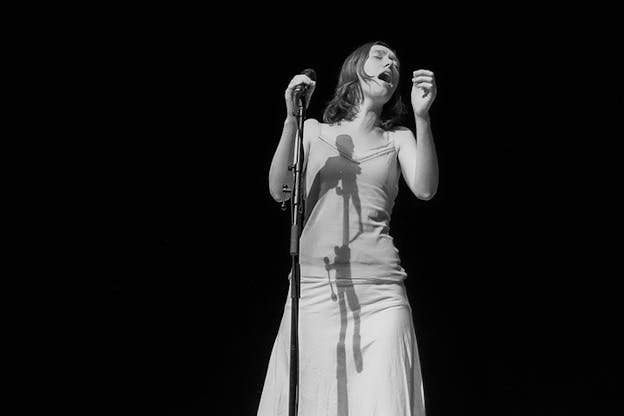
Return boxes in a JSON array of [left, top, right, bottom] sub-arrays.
[[281, 91, 307, 416]]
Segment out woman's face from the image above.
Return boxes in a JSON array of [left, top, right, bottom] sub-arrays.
[[361, 44, 400, 101]]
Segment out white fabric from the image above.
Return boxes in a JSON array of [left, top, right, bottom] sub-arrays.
[[258, 127, 427, 415], [298, 129, 407, 282], [257, 276, 426, 416]]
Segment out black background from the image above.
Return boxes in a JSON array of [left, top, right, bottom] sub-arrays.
[[8, 8, 619, 416]]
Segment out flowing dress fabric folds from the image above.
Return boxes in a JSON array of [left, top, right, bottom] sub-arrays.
[[257, 128, 426, 415]]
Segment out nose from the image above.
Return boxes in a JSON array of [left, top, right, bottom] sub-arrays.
[[383, 58, 397, 70]]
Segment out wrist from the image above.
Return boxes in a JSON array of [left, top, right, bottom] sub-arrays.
[[414, 113, 431, 124]]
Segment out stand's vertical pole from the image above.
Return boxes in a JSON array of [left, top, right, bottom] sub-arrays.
[[288, 96, 305, 416]]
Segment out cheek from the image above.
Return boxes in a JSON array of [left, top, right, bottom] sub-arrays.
[[363, 61, 375, 77]]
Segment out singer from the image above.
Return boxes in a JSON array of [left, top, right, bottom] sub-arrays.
[[259, 41, 438, 416]]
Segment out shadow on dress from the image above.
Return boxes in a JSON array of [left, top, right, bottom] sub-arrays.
[[307, 133, 364, 416]]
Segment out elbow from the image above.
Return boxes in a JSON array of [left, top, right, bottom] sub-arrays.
[[271, 192, 291, 204], [268, 174, 284, 203], [269, 187, 283, 203], [269, 172, 294, 203], [269, 184, 291, 203], [415, 188, 437, 201], [409, 174, 438, 201]]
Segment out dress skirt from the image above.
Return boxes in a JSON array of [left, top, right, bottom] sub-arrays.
[[257, 276, 426, 416]]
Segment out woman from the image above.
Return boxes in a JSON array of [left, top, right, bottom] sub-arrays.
[[260, 41, 438, 416]]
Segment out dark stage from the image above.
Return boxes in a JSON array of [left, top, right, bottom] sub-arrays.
[[8, 11, 617, 415]]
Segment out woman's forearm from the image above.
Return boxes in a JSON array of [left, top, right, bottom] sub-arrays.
[[413, 115, 439, 199], [268, 117, 298, 202]]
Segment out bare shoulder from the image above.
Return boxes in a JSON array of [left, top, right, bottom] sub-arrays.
[[388, 126, 416, 151], [301, 118, 322, 158], [303, 118, 321, 140], [304, 117, 321, 130]]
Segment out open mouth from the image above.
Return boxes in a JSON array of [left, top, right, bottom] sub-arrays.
[[377, 71, 393, 85]]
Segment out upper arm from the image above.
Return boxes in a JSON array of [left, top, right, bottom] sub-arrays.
[[393, 126, 428, 200], [303, 118, 320, 170]]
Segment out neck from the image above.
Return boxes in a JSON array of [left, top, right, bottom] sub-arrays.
[[344, 97, 385, 133]]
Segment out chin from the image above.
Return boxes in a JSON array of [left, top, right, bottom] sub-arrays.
[[369, 88, 393, 99]]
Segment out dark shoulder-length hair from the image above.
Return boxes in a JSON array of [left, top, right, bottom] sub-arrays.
[[322, 41, 407, 130]]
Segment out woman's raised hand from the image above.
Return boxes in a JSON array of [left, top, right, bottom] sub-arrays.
[[411, 69, 437, 118]]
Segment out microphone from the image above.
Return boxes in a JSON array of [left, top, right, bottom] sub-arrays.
[[293, 68, 317, 100]]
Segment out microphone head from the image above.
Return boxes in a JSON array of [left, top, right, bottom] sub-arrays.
[[301, 68, 317, 82]]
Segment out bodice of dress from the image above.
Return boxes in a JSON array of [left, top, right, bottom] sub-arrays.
[[298, 127, 407, 282]]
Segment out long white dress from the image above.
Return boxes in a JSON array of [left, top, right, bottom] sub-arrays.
[[257, 126, 426, 416]]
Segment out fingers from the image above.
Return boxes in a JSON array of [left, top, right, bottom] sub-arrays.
[[285, 75, 316, 105], [412, 76, 433, 83], [414, 82, 434, 90], [412, 69, 436, 98], [285, 74, 316, 114], [286, 74, 316, 91], [412, 70, 435, 85], [412, 69, 434, 77]]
